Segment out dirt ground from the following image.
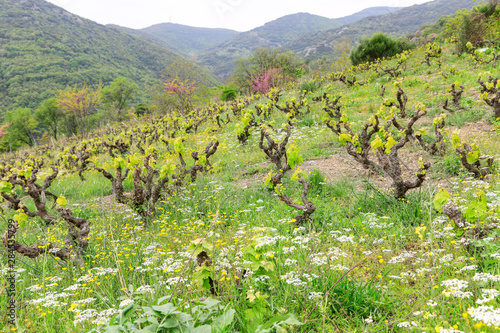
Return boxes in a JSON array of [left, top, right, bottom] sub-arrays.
[[235, 119, 496, 193]]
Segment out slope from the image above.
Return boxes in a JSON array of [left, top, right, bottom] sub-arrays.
[[198, 7, 401, 80], [140, 23, 239, 56], [286, 0, 476, 60], [0, 0, 182, 113]]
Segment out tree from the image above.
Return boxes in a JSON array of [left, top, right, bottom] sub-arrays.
[[219, 85, 240, 101], [162, 58, 214, 87], [0, 123, 9, 140], [100, 77, 138, 121], [56, 83, 101, 136], [35, 98, 63, 139], [249, 68, 288, 94], [151, 59, 214, 115], [164, 78, 197, 114], [350, 33, 413, 66], [4, 108, 38, 149], [233, 47, 303, 91]]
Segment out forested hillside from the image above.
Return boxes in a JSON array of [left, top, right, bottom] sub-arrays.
[[286, 0, 476, 59], [140, 23, 239, 56], [0, 0, 182, 116], [198, 8, 402, 79]]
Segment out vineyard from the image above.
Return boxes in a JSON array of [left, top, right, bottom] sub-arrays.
[[1, 39, 500, 333]]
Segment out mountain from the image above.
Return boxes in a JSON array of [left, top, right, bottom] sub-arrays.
[[198, 7, 401, 80], [334, 6, 405, 26], [249, 13, 343, 45], [140, 23, 239, 56], [0, 0, 183, 113], [286, 0, 476, 60]]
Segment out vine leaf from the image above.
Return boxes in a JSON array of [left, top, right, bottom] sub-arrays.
[[434, 189, 450, 213]]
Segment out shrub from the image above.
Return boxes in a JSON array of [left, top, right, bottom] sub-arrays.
[[299, 80, 320, 93], [233, 47, 303, 91], [445, 4, 500, 54], [135, 103, 148, 116], [220, 85, 240, 101], [249, 68, 293, 94], [350, 33, 413, 66]]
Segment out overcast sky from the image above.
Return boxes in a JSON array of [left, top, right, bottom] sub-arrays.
[[45, 0, 433, 32]]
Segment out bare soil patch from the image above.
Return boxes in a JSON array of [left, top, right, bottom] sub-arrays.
[[454, 119, 495, 139], [234, 147, 450, 193]]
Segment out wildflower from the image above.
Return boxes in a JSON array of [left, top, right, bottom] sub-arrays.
[[456, 265, 477, 273], [397, 322, 417, 328], [468, 305, 500, 327], [476, 289, 500, 304], [439, 328, 464, 333], [473, 272, 500, 282], [415, 226, 426, 239], [441, 279, 468, 290], [308, 292, 324, 300], [119, 299, 134, 308], [74, 298, 97, 304]]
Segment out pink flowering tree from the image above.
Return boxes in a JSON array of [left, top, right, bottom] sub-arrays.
[[0, 123, 10, 140], [164, 78, 197, 114], [249, 68, 293, 94]]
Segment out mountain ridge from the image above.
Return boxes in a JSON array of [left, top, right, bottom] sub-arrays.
[[285, 0, 476, 60], [0, 0, 184, 113], [197, 7, 403, 79], [138, 23, 239, 56]]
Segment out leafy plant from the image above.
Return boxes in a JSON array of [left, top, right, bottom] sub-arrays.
[[383, 84, 408, 118], [273, 96, 310, 126], [91, 298, 236, 333], [451, 133, 495, 178], [236, 109, 258, 144], [220, 86, 240, 101], [421, 42, 442, 66], [374, 52, 409, 78], [325, 101, 431, 199], [0, 158, 90, 265], [299, 80, 321, 93], [260, 126, 293, 188], [443, 82, 466, 112], [415, 113, 447, 156], [434, 188, 498, 245], [101, 77, 139, 121], [189, 238, 217, 295], [478, 75, 500, 120], [275, 168, 316, 225], [350, 33, 412, 66]]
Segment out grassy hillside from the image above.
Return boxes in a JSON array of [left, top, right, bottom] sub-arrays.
[[2, 30, 500, 332], [286, 0, 476, 59], [0, 0, 183, 115], [199, 8, 401, 80]]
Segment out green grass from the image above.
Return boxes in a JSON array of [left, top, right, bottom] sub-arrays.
[[1, 42, 500, 333]]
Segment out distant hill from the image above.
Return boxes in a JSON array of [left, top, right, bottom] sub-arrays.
[[285, 0, 476, 60], [249, 13, 343, 45], [198, 7, 401, 80], [0, 0, 183, 113], [139, 23, 239, 56], [334, 6, 404, 26]]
